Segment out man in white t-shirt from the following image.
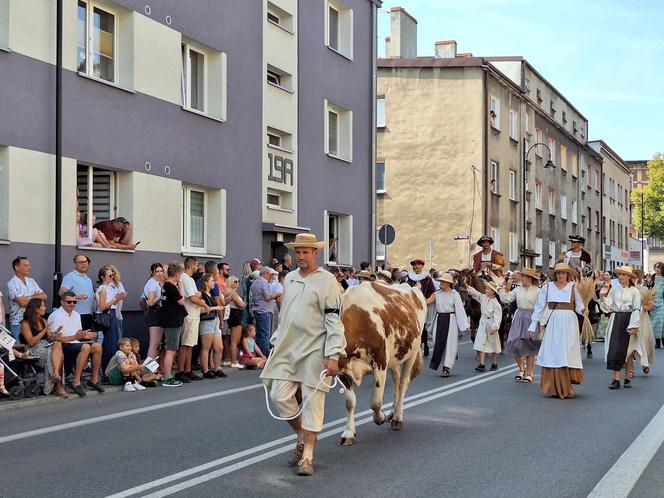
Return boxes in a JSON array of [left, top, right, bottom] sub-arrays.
[[7, 257, 47, 340], [48, 291, 104, 397]]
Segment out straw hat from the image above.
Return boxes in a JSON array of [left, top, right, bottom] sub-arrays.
[[485, 281, 499, 294], [357, 270, 375, 281], [435, 273, 455, 285], [285, 233, 326, 249], [547, 263, 577, 280], [376, 269, 393, 283], [520, 267, 539, 281], [615, 266, 635, 278]]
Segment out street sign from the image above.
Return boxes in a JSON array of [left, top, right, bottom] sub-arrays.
[[454, 234, 469, 240], [379, 224, 396, 245]]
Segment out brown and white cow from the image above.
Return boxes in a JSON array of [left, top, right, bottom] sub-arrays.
[[337, 281, 427, 445]]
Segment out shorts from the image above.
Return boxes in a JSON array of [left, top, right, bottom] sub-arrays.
[[226, 308, 243, 328], [106, 366, 124, 385], [62, 343, 88, 363], [269, 380, 327, 433], [181, 317, 200, 347], [144, 309, 162, 328], [199, 318, 219, 336], [164, 327, 182, 351]]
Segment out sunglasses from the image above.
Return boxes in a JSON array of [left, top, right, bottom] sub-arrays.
[[64, 300, 77, 304]]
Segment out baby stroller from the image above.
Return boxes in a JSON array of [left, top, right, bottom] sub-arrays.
[[0, 324, 41, 400]]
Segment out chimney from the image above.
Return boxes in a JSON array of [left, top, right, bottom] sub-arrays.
[[434, 40, 457, 58], [385, 7, 417, 58]]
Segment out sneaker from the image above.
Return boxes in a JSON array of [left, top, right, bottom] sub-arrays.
[[162, 377, 183, 387], [288, 442, 304, 466], [174, 372, 191, 384], [222, 361, 231, 367], [202, 371, 216, 379], [214, 369, 227, 378], [230, 362, 245, 369], [133, 382, 147, 391], [187, 371, 203, 381], [86, 380, 106, 393], [297, 458, 314, 476], [609, 379, 621, 390], [474, 364, 486, 372], [624, 378, 632, 389], [490, 364, 498, 371], [124, 382, 137, 392]]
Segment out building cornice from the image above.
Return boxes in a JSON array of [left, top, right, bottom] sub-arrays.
[[588, 140, 631, 175]]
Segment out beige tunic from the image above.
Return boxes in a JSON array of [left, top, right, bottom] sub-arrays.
[[260, 267, 346, 391]]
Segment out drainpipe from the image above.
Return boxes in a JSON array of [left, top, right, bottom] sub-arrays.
[[370, 0, 377, 269], [53, 0, 63, 308], [482, 66, 489, 235]]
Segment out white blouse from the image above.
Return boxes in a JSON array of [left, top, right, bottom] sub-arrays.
[[433, 289, 470, 332], [498, 285, 540, 310], [466, 286, 502, 331], [600, 283, 641, 330], [529, 282, 585, 332]]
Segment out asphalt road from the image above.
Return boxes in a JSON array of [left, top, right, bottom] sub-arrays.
[[1, 335, 664, 498]]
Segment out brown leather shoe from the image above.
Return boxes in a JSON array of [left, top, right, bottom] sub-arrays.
[[288, 442, 304, 466], [297, 458, 314, 476]]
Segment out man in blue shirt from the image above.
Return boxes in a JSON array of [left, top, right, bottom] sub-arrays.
[[250, 266, 281, 356], [59, 254, 96, 330]]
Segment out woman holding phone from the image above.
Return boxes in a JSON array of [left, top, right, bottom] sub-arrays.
[[20, 298, 69, 398], [97, 266, 127, 370]]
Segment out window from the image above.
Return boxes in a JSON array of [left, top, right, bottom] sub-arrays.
[[267, 2, 294, 31], [560, 144, 567, 171], [587, 207, 592, 232], [596, 211, 601, 233], [562, 110, 567, 124], [181, 39, 227, 120], [182, 186, 226, 255], [182, 188, 206, 251], [77, 1, 115, 82], [376, 96, 386, 128], [573, 120, 578, 133], [509, 110, 517, 139], [535, 128, 543, 156], [560, 194, 567, 219], [550, 100, 556, 118], [571, 152, 578, 177], [490, 96, 501, 130], [77, 164, 116, 229], [267, 127, 293, 151], [376, 226, 385, 261], [509, 170, 517, 201], [548, 241, 556, 268], [535, 182, 543, 210], [572, 200, 578, 224], [267, 64, 293, 92], [325, 0, 353, 59], [595, 169, 601, 191], [267, 191, 281, 206], [182, 44, 206, 112], [509, 232, 518, 263], [536, 88, 542, 103], [535, 238, 543, 266], [267, 11, 280, 24], [490, 227, 500, 251], [548, 138, 556, 164], [525, 113, 530, 134], [325, 211, 352, 264], [376, 162, 386, 194], [324, 100, 352, 161], [548, 188, 556, 215], [490, 161, 499, 194]]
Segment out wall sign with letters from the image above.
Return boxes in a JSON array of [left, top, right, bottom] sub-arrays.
[[268, 153, 294, 186]]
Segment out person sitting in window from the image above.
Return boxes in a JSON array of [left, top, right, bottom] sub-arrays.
[[76, 211, 112, 248], [489, 110, 497, 128], [93, 217, 138, 250]]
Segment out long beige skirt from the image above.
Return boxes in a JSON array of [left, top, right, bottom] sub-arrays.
[[541, 367, 584, 399]]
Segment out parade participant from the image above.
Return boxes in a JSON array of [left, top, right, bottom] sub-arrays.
[[528, 263, 585, 399], [407, 258, 436, 357], [650, 262, 664, 348], [472, 235, 505, 277], [557, 235, 593, 277], [626, 270, 655, 377], [600, 266, 641, 390], [356, 270, 375, 282], [427, 273, 469, 377], [498, 268, 541, 383], [466, 281, 502, 372], [260, 233, 346, 477], [376, 269, 394, 285]]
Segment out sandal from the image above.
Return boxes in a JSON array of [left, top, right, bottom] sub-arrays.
[[515, 370, 525, 382], [566, 391, 576, 399], [442, 368, 450, 378], [522, 375, 533, 383]]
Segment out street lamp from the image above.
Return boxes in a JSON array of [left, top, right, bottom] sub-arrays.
[[522, 139, 555, 267]]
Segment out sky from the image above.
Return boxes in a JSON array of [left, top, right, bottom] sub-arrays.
[[377, 0, 663, 160]]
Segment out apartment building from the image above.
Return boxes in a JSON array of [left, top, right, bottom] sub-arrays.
[[0, 0, 378, 317], [377, 7, 602, 272]]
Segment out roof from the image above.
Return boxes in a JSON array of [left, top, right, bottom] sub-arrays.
[[378, 56, 486, 68], [588, 140, 631, 175]]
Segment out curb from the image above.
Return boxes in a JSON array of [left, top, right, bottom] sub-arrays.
[[0, 386, 124, 413]]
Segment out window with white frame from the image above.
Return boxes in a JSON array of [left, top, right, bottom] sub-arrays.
[[535, 182, 543, 210], [376, 162, 386, 194], [548, 138, 556, 164], [560, 144, 567, 171], [267, 64, 293, 92], [490, 161, 499, 194], [509, 110, 518, 139], [182, 43, 206, 112], [548, 241, 556, 268], [535, 238, 543, 266], [77, 164, 117, 231], [267, 1, 294, 32], [77, 0, 116, 82], [525, 113, 530, 134], [376, 226, 385, 261], [572, 200, 578, 224], [560, 194, 567, 219], [325, 0, 353, 59], [181, 39, 227, 120], [571, 152, 578, 177], [267, 127, 293, 152], [490, 96, 500, 130], [548, 188, 556, 215], [376, 96, 386, 128], [490, 227, 501, 251], [182, 187, 206, 252], [325, 211, 352, 265], [509, 170, 517, 201], [509, 232, 518, 263], [535, 128, 543, 157], [324, 99, 352, 161]]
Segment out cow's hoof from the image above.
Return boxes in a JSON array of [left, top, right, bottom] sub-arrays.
[[373, 412, 386, 425], [390, 419, 403, 431], [385, 412, 394, 422], [339, 437, 355, 446]]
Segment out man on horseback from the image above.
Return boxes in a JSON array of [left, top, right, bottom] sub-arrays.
[[557, 235, 593, 278], [472, 235, 506, 278]]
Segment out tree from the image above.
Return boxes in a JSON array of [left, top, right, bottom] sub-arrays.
[[632, 153, 664, 239]]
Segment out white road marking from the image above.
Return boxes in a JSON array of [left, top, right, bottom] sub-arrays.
[[587, 402, 664, 498], [0, 383, 262, 444], [107, 365, 518, 498]]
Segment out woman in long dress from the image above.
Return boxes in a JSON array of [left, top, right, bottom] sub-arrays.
[[466, 281, 502, 372], [600, 266, 641, 390], [650, 262, 664, 348], [427, 273, 469, 378], [498, 267, 541, 383], [528, 263, 585, 399], [626, 271, 656, 377]]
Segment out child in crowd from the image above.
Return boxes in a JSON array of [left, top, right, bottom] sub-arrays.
[[239, 324, 266, 369], [466, 281, 503, 372], [130, 338, 142, 364], [105, 338, 147, 392]]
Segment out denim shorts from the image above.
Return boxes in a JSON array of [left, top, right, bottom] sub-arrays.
[[164, 327, 181, 351]]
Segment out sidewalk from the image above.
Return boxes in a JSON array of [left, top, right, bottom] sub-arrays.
[[0, 385, 123, 413]]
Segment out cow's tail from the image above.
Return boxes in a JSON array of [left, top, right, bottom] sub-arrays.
[[410, 348, 424, 381]]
